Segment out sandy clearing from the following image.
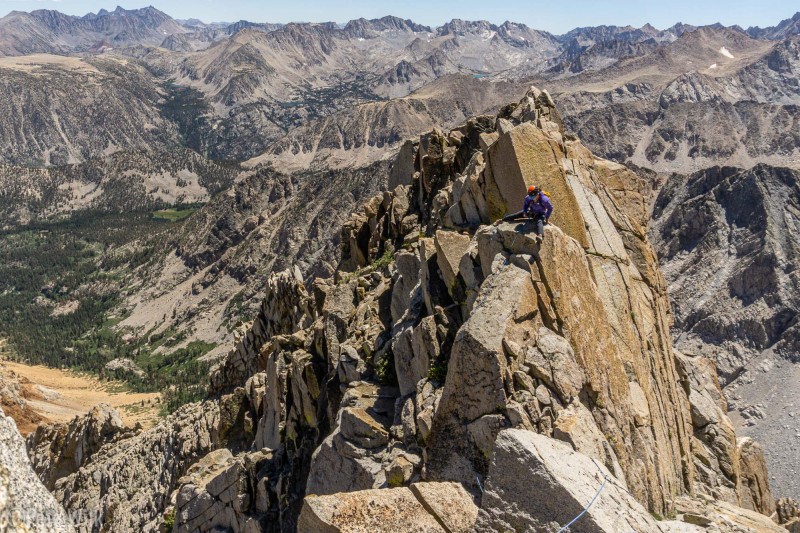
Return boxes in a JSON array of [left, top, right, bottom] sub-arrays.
[[0, 54, 101, 74], [2, 359, 160, 431]]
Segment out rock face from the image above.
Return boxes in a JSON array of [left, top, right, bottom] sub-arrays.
[[29, 87, 787, 533], [421, 88, 695, 518], [652, 165, 800, 381], [738, 438, 776, 516], [676, 352, 742, 504], [0, 408, 75, 532], [652, 164, 800, 499], [171, 448, 273, 533], [675, 351, 780, 517]]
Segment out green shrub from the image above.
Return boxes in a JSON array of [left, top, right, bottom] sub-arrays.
[[428, 360, 448, 383], [163, 509, 175, 532], [375, 350, 398, 386], [372, 250, 394, 270]]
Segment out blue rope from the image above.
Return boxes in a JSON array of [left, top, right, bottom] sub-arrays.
[[556, 459, 609, 533]]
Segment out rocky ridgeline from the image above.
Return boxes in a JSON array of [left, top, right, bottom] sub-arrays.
[[10, 88, 799, 532], [26, 404, 137, 491]]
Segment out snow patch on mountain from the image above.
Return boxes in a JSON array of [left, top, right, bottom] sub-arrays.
[[719, 46, 735, 58]]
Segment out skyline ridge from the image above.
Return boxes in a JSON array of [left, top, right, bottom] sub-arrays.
[[0, 1, 797, 35]]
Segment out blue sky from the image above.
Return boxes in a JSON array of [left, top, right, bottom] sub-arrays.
[[2, 0, 797, 34]]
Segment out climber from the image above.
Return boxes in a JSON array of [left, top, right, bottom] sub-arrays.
[[502, 185, 553, 236], [522, 186, 553, 236]]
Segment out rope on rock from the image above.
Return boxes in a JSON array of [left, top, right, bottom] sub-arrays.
[[556, 458, 609, 533]]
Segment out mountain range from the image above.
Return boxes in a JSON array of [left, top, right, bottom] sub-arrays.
[[1, 7, 798, 170], [2, 4, 800, 510]]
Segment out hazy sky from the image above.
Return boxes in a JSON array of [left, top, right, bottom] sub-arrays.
[[1, 0, 797, 34]]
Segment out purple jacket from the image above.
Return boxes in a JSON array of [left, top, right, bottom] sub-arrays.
[[523, 193, 553, 218]]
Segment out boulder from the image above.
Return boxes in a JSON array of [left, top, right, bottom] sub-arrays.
[[476, 429, 661, 533], [306, 383, 397, 496], [671, 496, 787, 533], [338, 345, 366, 384], [385, 454, 416, 487], [298, 482, 477, 533], [415, 380, 443, 443], [339, 408, 389, 449], [410, 482, 478, 533], [305, 431, 385, 496], [412, 317, 439, 375], [479, 131, 499, 152], [736, 438, 775, 516], [391, 250, 422, 324], [434, 230, 471, 293], [393, 325, 427, 397]]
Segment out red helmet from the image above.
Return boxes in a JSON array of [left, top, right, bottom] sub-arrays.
[[528, 186, 539, 195]]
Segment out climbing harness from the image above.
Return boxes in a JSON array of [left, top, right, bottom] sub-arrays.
[[556, 458, 610, 533]]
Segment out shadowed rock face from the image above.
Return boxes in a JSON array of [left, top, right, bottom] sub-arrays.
[[18, 88, 790, 533], [652, 165, 800, 380], [651, 163, 800, 499]]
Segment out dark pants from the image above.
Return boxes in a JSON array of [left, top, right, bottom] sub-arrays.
[[503, 211, 546, 236], [530, 214, 546, 236]]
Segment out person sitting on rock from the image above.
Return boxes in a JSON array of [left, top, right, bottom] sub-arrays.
[[522, 185, 553, 236]]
